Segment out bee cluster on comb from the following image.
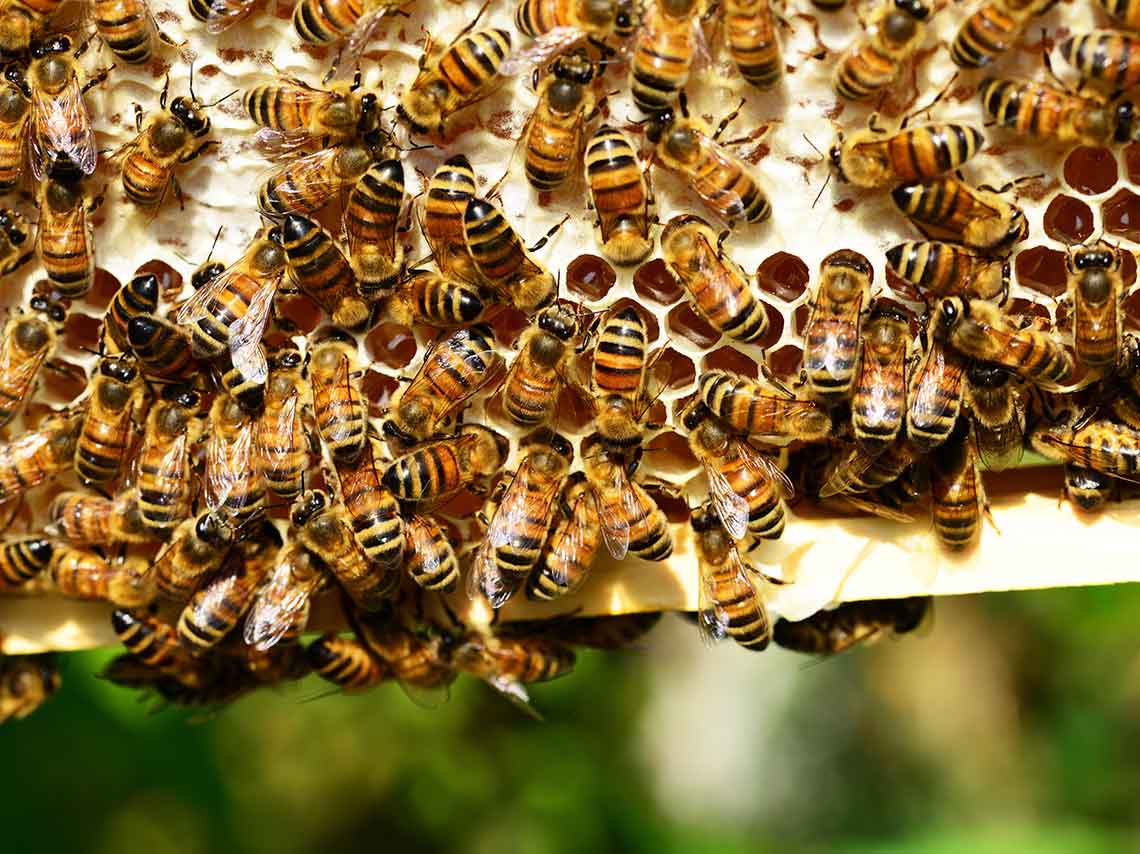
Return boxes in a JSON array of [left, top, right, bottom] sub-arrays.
[[2, 0, 1140, 724]]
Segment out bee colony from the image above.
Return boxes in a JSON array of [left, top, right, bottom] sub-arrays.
[[2, 0, 1140, 721]]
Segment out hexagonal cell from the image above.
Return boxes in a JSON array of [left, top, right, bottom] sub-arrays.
[[1102, 188, 1140, 242], [634, 258, 682, 305], [756, 251, 809, 302], [1014, 246, 1068, 297], [769, 344, 804, 378], [485, 304, 529, 347], [643, 430, 699, 477], [1124, 250, 1137, 287], [645, 485, 690, 523], [566, 254, 617, 301], [654, 347, 696, 390], [41, 359, 86, 404], [362, 369, 399, 408], [1124, 142, 1140, 185], [1064, 146, 1117, 195], [1006, 298, 1052, 327], [667, 302, 719, 348], [85, 269, 121, 311], [703, 344, 759, 378], [366, 323, 418, 369], [793, 303, 811, 336], [275, 294, 322, 334], [1043, 195, 1094, 245], [64, 312, 101, 351]]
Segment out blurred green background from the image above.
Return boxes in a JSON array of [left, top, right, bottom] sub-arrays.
[[5, 587, 1140, 854]]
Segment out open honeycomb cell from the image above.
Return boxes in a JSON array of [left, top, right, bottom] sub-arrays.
[[1043, 196, 1094, 245], [1015, 247, 1069, 297], [1102, 189, 1140, 243], [1064, 147, 1118, 196]]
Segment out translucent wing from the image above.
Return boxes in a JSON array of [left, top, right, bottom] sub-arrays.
[[860, 337, 906, 428], [149, 432, 190, 499], [498, 27, 586, 76], [229, 282, 278, 385], [818, 296, 864, 381], [819, 446, 875, 498], [257, 391, 301, 473], [841, 494, 916, 524], [406, 515, 443, 581], [175, 260, 246, 326], [697, 138, 759, 224], [704, 462, 750, 540], [253, 127, 322, 161], [485, 675, 542, 720], [467, 534, 508, 607], [205, 421, 254, 518], [909, 341, 965, 432], [696, 560, 730, 647], [340, 11, 390, 74], [257, 148, 345, 215], [206, 0, 256, 33], [30, 72, 96, 180], [975, 407, 1026, 472], [592, 468, 632, 560], [243, 559, 312, 651], [0, 335, 48, 424], [737, 439, 795, 499]]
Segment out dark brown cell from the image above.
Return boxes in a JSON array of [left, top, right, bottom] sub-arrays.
[[1102, 188, 1140, 243], [439, 488, 484, 519], [643, 431, 699, 476], [64, 312, 101, 350], [275, 294, 321, 334], [1014, 246, 1068, 297], [667, 303, 718, 348], [362, 369, 398, 409], [756, 252, 809, 302], [768, 344, 804, 378], [645, 400, 667, 426], [134, 259, 184, 302], [1043, 195, 1094, 245], [1123, 288, 1140, 330], [1064, 146, 1117, 195], [703, 345, 759, 378], [633, 258, 683, 305], [755, 302, 784, 351], [654, 347, 696, 390], [1123, 142, 1140, 185], [646, 485, 690, 524], [1123, 249, 1137, 287], [555, 384, 595, 432], [85, 269, 120, 310], [40, 359, 86, 404], [793, 304, 811, 336], [566, 254, 617, 301], [485, 304, 530, 348], [366, 323, 417, 369], [607, 297, 659, 342]]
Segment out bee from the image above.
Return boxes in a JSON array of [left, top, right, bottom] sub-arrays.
[[380, 424, 508, 504], [423, 154, 480, 285], [512, 0, 637, 53], [333, 434, 408, 569], [660, 214, 769, 344], [0, 295, 64, 428], [292, 0, 404, 64], [291, 489, 399, 610], [0, 536, 53, 588], [244, 545, 325, 651], [452, 632, 575, 709], [51, 548, 156, 607], [802, 250, 873, 399], [403, 513, 460, 592], [0, 207, 31, 274], [526, 473, 601, 601], [1067, 243, 1123, 371], [136, 386, 202, 536], [464, 196, 558, 314], [819, 439, 915, 497], [188, 0, 258, 34], [278, 214, 371, 331], [691, 504, 772, 651], [0, 655, 60, 724], [849, 303, 911, 454], [344, 158, 405, 302], [204, 393, 264, 529], [355, 613, 457, 697], [75, 357, 145, 485], [979, 77, 1136, 146], [584, 124, 654, 266], [471, 434, 573, 608], [398, 26, 512, 136], [723, 0, 782, 89], [47, 489, 150, 544], [591, 305, 661, 455], [1033, 419, 1140, 479], [953, 0, 1057, 68], [966, 364, 1026, 470], [383, 324, 501, 446], [1065, 463, 1114, 511], [501, 303, 581, 428], [257, 138, 378, 219], [773, 597, 931, 655], [885, 241, 1009, 303], [243, 69, 378, 150], [0, 410, 80, 503], [103, 273, 159, 353], [1062, 30, 1140, 89], [629, 0, 705, 114], [92, 0, 169, 64], [930, 419, 984, 551], [526, 612, 664, 649], [383, 270, 486, 327], [906, 314, 967, 451], [0, 65, 32, 192], [307, 633, 390, 692], [698, 370, 832, 440], [829, 123, 985, 189], [938, 298, 1074, 389], [35, 161, 100, 299], [582, 441, 673, 561], [111, 610, 201, 682], [523, 51, 597, 191], [834, 0, 930, 101], [892, 177, 1028, 253], [684, 402, 791, 540], [256, 348, 308, 500], [117, 73, 222, 209], [309, 329, 368, 464], [153, 511, 232, 601], [126, 314, 198, 380], [646, 96, 770, 225], [1098, 0, 1140, 31]]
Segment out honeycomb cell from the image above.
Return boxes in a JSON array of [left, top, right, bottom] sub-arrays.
[[362, 369, 398, 408], [1014, 246, 1068, 297], [133, 259, 184, 301], [366, 323, 417, 369], [646, 486, 690, 524], [655, 347, 696, 390], [793, 304, 811, 336], [275, 294, 322, 334], [1123, 289, 1140, 330], [643, 431, 699, 477], [1102, 188, 1140, 242], [1123, 249, 1137, 287], [64, 312, 101, 351], [634, 258, 682, 305], [756, 251, 809, 302], [1064, 146, 1117, 195], [566, 254, 617, 301], [768, 344, 804, 378], [485, 304, 529, 347], [85, 269, 120, 310], [1006, 298, 1052, 326], [1124, 142, 1140, 185], [1042, 195, 1094, 245], [41, 360, 86, 404], [667, 303, 719, 348], [703, 345, 759, 378]]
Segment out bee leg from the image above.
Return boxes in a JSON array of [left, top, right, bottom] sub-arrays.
[[179, 140, 220, 164], [711, 99, 746, 142], [171, 176, 184, 211], [527, 215, 569, 253], [133, 103, 144, 132], [159, 74, 170, 110], [82, 65, 115, 94]]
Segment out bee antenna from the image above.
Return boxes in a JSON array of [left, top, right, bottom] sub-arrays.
[[205, 225, 224, 264], [801, 133, 824, 159], [188, 61, 196, 103], [203, 89, 239, 109], [812, 171, 831, 210]]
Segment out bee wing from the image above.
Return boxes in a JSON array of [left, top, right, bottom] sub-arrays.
[[406, 515, 444, 578], [148, 431, 189, 497], [243, 565, 311, 651], [253, 127, 322, 161], [30, 73, 96, 180], [258, 148, 343, 213], [704, 463, 750, 541], [485, 674, 542, 720], [593, 467, 635, 560], [541, 497, 595, 592], [258, 390, 301, 470], [206, 0, 256, 33], [204, 421, 254, 517], [840, 494, 916, 524], [699, 137, 763, 225], [0, 337, 47, 410], [819, 446, 873, 498], [498, 27, 587, 76], [175, 260, 245, 325], [909, 343, 965, 431], [229, 282, 278, 385], [696, 561, 730, 647], [340, 11, 389, 75], [467, 535, 513, 608], [737, 439, 795, 499]]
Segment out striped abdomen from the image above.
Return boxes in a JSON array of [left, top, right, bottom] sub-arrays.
[[436, 29, 511, 106], [0, 418, 76, 502], [417, 324, 497, 412], [725, 0, 782, 88], [684, 258, 768, 343], [0, 537, 52, 587], [0, 86, 31, 192], [292, 0, 362, 44], [907, 342, 964, 451], [1060, 30, 1140, 89], [121, 147, 174, 207], [525, 109, 581, 190], [93, 0, 155, 64], [835, 40, 903, 100], [584, 126, 652, 263], [177, 565, 261, 649], [280, 216, 364, 327], [38, 204, 93, 298], [105, 274, 159, 352], [424, 155, 476, 275], [243, 84, 322, 131], [308, 635, 389, 691], [931, 435, 980, 550], [530, 482, 600, 600], [112, 610, 194, 674], [312, 356, 366, 464], [690, 140, 770, 223], [703, 561, 770, 649], [979, 77, 1121, 145], [593, 306, 647, 396], [514, 0, 571, 36], [804, 317, 861, 395], [186, 270, 264, 358], [630, 9, 694, 112], [381, 440, 466, 501], [464, 198, 529, 284], [723, 453, 785, 539], [337, 444, 406, 568], [878, 124, 983, 182], [886, 241, 995, 299], [76, 386, 136, 484], [404, 514, 458, 592], [127, 315, 197, 379], [137, 438, 191, 534], [1099, 0, 1140, 30], [345, 159, 403, 254], [951, 3, 1023, 68]]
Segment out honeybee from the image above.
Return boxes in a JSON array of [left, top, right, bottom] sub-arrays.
[[464, 196, 558, 314], [685, 403, 791, 541], [218, 346, 268, 414], [965, 364, 1025, 470], [383, 270, 486, 327], [256, 348, 308, 500], [906, 314, 966, 451], [309, 329, 368, 464], [1098, 0, 1140, 31], [380, 424, 508, 504], [35, 161, 99, 299], [517, 611, 664, 649], [355, 613, 457, 698], [834, 0, 929, 101], [153, 511, 232, 601], [0, 409, 81, 503], [279, 214, 371, 331], [979, 77, 1137, 146], [0, 654, 60, 724], [292, 0, 405, 68], [103, 272, 159, 353], [502, 303, 582, 428], [952, 0, 1057, 68], [584, 124, 654, 266], [725, 0, 782, 89], [398, 26, 512, 136], [244, 544, 325, 651], [523, 51, 598, 192], [892, 177, 1028, 253], [0, 536, 53, 588], [291, 489, 399, 610], [0, 295, 64, 428], [692, 504, 772, 651], [0, 207, 31, 274], [830, 123, 985, 189], [930, 419, 984, 551], [136, 386, 202, 536], [452, 632, 575, 711], [773, 597, 930, 655], [403, 513, 460, 592], [592, 306, 654, 454], [1067, 243, 1124, 371], [629, 0, 705, 113], [0, 66, 31, 192], [852, 303, 910, 454], [383, 324, 501, 446], [51, 547, 156, 608], [308, 633, 390, 692], [111, 610, 202, 683], [189, 0, 258, 34], [1065, 463, 1113, 511], [698, 370, 832, 440], [819, 439, 915, 497], [92, 0, 171, 64], [582, 441, 673, 561], [1033, 419, 1140, 479], [423, 154, 480, 286], [803, 250, 873, 399], [471, 435, 572, 608], [257, 138, 378, 219], [509, 0, 637, 64], [243, 69, 378, 151], [204, 392, 265, 529], [76, 357, 145, 485], [938, 297, 1074, 389], [333, 434, 409, 568], [47, 489, 150, 544], [1063, 30, 1140, 90], [661, 214, 769, 344], [126, 314, 198, 380], [527, 472, 601, 601], [885, 241, 1009, 303], [344, 158, 405, 302]]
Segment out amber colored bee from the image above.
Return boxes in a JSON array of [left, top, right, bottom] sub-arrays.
[[334, 434, 408, 568], [773, 597, 930, 655], [75, 357, 145, 485], [819, 439, 915, 497], [398, 26, 512, 136], [534, 612, 663, 649], [423, 154, 480, 286], [979, 77, 1136, 146], [851, 303, 911, 454], [0, 295, 64, 428], [292, 0, 404, 65], [244, 544, 324, 651], [111, 610, 202, 682], [257, 138, 377, 219], [0, 654, 60, 724], [383, 323, 501, 446], [92, 0, 168, 64], [646, 97, 771, 225], [51, 547, 156, 607], [629, 0, 704, 113], [243, 69, 378, 150], [1067, 243, 1124, 371], [0, 207, 31, 275], [966, 363, 1026, 470], [355, 613, 457, 697], [219, 345, 270, 414], [403, 513, 460, 592], [453, 632, 575, 708], [892, 177, 1028, 254], [380, 424, 508, 504], [584, 124, 654, 266], [344, 158, 405, 302], [834, 0, 929, 101], [802, 250, 872, 399], [691, 504, 771, 651], [830, 123, 985, 189], [383, 270, 486, 327], [512, 0, 637, 52], [464, 196, 558, 314], [153, 511, 232, 601], [952, 0, 1056, 68], [308, 633, 390, 692], [699, 369, 832, 440], [885, 241, 1009, 303], [0, 536, 53, 588], [591, 305, 654, 453], [1098, 0, 1140, 32], [136, 386, 202, 536], [930, 420, 984, 551], [582, 441, 673, 561], [906, 315, 967, 451], [204, 393, 264, 529], [0, 409, 80, 503], [502, 303, 581, 428], [725, 0, 782, 89], [0, 67, 32, 191], [103, 273, 159, 353], [291, 489, 399, 610], [279, 214, 371, 331], [471, 434, 573, 608], [524, 50, 597, 191], [126, 314, 198, 381], [1065, 463, 1113, 512], [1034, 419, 1140, 479], [256, 348, 308, 500], [526, 473, 601, 601], [35, 162, 100, 299], [661, 214, 769, 344], [47, 489, 150, 545], [309, 329, 368, 464], [188, 0, 257, 34]]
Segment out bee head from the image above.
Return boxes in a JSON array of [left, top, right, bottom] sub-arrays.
[[894, 0, 929, 19], [30, 34, 69, 59], [644, 108, 675, 144], [1115, 100, 1134, 144], [1073, 247, 1115, 270], [169, 95, 211, 136], [100, 357, 138, 384], [290, 490, 328, 527], [936, 297, 967, 333], [30, 293, 66, 324], [191, 261, 225, 290]]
